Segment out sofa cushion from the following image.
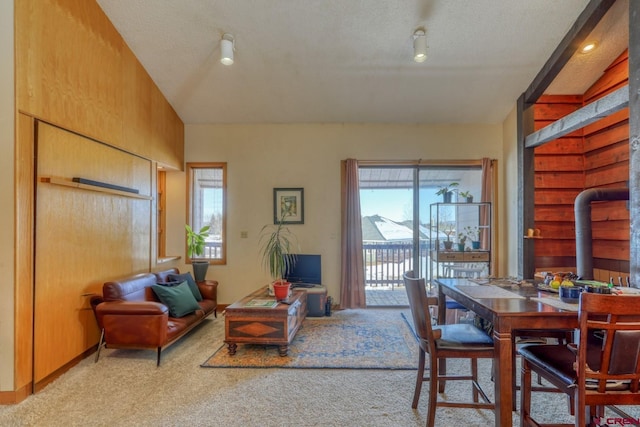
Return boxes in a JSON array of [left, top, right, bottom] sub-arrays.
[[151, 281, 201, 318], [156, 280, 182, 287], [168, 272, 203, 301]]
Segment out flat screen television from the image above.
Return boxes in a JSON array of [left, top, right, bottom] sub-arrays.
[[284, 254, 321, 285]]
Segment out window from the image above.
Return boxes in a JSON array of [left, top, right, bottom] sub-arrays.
[[186, 162, 227, 265]]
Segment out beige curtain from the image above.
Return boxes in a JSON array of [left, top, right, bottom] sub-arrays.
[[340, 159, 366, 308]]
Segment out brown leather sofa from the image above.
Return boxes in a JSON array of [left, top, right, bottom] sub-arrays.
[[91, 268, 218, 365]]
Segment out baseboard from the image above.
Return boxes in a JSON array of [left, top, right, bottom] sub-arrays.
[[0, 382, 31, 405]]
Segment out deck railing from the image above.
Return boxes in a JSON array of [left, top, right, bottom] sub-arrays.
[[363, 241, 431, 289]]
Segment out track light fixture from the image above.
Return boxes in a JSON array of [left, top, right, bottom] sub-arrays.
[[413, 29, 427, 63], [220, 33, 234, 65]]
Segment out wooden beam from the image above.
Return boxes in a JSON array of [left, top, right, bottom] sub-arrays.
[[629, 0, 640, 286], [518, 94, 536, 279], [524, 0, 616, 104], [525, 86, 629, 148]]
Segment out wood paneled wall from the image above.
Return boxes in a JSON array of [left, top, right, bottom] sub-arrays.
[[15, 0, 184, 168], [9, 0, 185, 400], [34, 122, 152, 384], [533, 50, 629, 278]]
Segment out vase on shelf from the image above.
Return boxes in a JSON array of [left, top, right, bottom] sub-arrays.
[[472, 241, 481, 250], [457, 243, 465, 252], [443, 241, 454, 250]]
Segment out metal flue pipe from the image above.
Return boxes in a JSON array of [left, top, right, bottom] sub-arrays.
[[574, 187, 629, 279]]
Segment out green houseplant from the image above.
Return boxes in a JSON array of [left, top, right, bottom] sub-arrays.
[[459, 190, 473, 203], [464, 225, 481, 249], [457, 233, 467, 251], [435, 182, 459, 203], [185, 224, 211, 282], [259, 212, 298, 299]]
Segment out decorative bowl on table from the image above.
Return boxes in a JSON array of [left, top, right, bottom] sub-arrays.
[[559, 285, 584, 303]]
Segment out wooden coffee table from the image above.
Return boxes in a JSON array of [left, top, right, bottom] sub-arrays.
[[224, 287, 307, 356]]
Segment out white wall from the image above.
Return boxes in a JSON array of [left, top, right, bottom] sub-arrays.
[[0, 0, 15, 390], [167, 123, 505, 304]]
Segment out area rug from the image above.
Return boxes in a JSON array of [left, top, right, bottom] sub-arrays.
[[201, 309, 418, 369]]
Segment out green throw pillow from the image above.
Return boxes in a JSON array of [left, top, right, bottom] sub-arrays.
[[151, 281, 201, 318], [168, 272, 203, 301]]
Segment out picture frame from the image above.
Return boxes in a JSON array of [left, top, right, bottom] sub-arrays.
[[273, 188, 304, 224]]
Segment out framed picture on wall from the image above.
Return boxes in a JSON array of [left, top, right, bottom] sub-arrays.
[[273, 188, 304, 224]]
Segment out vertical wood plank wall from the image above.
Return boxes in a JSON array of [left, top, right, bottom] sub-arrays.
[[15, 0, 184, 168], [533, 50, 630, 281], [10, 0, 184, 400], [34, 123, 153, 385]]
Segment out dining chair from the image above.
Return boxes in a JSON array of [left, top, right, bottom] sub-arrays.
[[403, 271, 495, 427], [519, 292, 640, 427]]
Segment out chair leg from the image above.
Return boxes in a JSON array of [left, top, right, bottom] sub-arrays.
[[94, 329, 104, 363], [157, 347, 161, 367], [573, 390, 586, 427], [412, 349, 426, 409], [471, 358, 479, 403], [428, 352, 439, 427], [438, 358, 446, 393], [520, 358, 532, 427], [511, 335, 517, 410]]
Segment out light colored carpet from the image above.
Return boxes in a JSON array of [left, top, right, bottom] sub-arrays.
[[202, 309, 416, 369], [0, 308, 638, 426]]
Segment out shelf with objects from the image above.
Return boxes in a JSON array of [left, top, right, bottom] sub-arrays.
[[428, 202, 492, 284]]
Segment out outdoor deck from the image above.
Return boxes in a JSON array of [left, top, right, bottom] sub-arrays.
[[365, 286, 409, 307]]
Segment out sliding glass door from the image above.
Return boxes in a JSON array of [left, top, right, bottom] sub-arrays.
[[359, 164, 482, 306]]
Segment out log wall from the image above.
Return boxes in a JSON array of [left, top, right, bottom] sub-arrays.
[[534, 50, 629, 281]]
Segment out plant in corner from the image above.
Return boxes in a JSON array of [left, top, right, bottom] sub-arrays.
[[185, 224, 211, 282], [435, 182, 459, 203], [259, 211, 299, 300]]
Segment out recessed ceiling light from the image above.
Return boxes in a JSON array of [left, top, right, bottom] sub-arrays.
[[580, 41, 597, 54]]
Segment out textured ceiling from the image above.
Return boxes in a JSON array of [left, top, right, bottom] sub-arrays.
[[96, 0, 629, 125]]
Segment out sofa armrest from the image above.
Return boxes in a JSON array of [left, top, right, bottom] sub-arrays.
[[97, 301, 168, 316], [198, 280, 218, 302], [96, 301, 169, 348]]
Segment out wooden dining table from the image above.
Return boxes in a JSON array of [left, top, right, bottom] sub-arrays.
[[434, 277, 580, 427]]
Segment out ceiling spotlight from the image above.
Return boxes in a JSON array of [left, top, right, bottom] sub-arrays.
[[413, 29, 427, 63], [579, 41, 597, 54], [220, 33, 234, 65]]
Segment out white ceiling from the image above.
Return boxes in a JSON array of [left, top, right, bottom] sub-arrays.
[[96, 0, 629, 125]]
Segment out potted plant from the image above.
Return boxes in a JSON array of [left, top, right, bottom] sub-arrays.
[[440, 222, 455, 250], [185, 224, 211, 282], [435, 182, 459, 203], [259, 212, 299, 300], [459, 190, 473, 203], [457, 233, 467, 251], [464, 226, 481, 249]]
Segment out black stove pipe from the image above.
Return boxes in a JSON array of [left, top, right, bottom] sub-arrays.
[[574, 187, 629, 280]]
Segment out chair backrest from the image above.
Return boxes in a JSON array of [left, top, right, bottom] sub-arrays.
[[403, 271, 436, 354], [577, 292, 640, 393]]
